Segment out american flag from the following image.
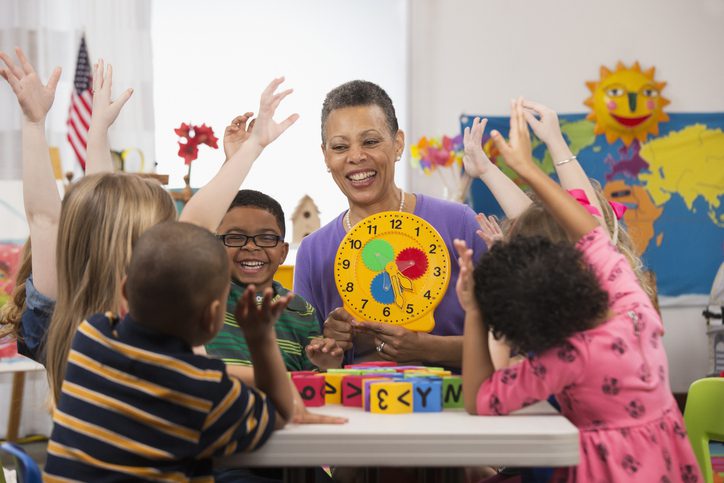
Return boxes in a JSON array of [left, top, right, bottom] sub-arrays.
[[67, 36, 93, 171]]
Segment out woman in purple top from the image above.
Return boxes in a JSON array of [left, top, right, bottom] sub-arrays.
[[294, 80, 487, 368]]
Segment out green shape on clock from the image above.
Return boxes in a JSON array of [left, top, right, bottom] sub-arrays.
[[361, 239, 394, 271]]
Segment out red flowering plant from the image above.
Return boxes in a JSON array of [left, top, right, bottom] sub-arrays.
[[175, 122, 219, 165]]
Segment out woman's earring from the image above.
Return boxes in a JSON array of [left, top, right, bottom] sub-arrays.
[[396, 155, 401, 161], [326, 167, 331, 173]]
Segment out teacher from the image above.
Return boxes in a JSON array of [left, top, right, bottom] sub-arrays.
[[294, 80, 486, 367]]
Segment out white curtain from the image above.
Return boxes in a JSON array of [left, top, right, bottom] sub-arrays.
[[0, 0, 155, 181]]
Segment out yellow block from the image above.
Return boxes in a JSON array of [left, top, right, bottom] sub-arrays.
[[370, 382, 413, 414], [274, 265, 294, 290], [323, 373, 344, 405]]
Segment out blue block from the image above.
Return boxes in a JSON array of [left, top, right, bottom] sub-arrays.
[[412, 378, 442, 412]]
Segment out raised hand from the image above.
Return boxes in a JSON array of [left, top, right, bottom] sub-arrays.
[[462, 117, 493, 178], [234, 285, 291, 341], [223, 113, 255, 160], [0, 48, 61, 123], [521, 99, 563, 146], [90, 59, 133, 129], [475, 213, 504, 248], [490, 97, 534, 176], [305, 337, 344, 370], [247, 77, 299, 149], [453, 239, 478, 314]]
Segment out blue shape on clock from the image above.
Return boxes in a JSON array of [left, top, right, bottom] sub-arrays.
[[370, 272, 394, 305]]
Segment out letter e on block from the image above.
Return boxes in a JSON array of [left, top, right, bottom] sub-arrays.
[[370, 382, 413, 414]]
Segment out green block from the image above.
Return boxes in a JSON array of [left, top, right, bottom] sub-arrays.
[[442, 376, 464, 409]]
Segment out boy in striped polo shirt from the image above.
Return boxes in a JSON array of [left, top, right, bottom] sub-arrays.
[[206, 190, 343, 371], [44, 221, 295, 482]]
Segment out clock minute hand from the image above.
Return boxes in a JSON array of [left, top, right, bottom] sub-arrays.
[[385, 263, 413, 308]]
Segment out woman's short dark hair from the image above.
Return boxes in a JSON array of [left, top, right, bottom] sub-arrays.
[[321, 80, 398, 144], [473, 235, 609, 355]]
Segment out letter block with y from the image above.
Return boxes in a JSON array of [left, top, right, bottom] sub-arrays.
[[411, 378, 442, 412]]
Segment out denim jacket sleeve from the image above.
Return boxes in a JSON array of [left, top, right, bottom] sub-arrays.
[[17, 273, 55, 363]]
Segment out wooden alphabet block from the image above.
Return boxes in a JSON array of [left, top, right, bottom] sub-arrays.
[[323, 373, 344, 405], [369, 382, 413, 414], [442, 376, 464, 409], [292, 375, 325, 407], [290, 371, 318, 378], [363, 377, 393, 411], [345, 361, 398, 368], [341, 375, 368, 407], [411, 378, 443, 412]]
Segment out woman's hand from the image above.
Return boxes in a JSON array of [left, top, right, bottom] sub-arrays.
[[453, 239, 479, 314], [462, 117, 493, 178], [305, 337, 344, 370], [475, 212, 503, 248], [491, 98, 534, 176], [223, 112, 255, 160], [0, 47, 61, 124], [323, 307, 356, 351], [90, 59, 133, 130], [247, 77, 299, 149], [352, 321, 423, 363]]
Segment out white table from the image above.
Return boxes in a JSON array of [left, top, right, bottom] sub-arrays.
[[0, 356, 46, 441], [220, 401, 579, 480]]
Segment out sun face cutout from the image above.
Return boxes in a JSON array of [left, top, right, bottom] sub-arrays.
[[584, 61, 670, 146]]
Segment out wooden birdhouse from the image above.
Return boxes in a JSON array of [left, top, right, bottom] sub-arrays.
[[291, 195, 320, 246]]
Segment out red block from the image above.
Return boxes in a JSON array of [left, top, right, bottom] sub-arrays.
[[292, 375, 325, 407], [342, 375, 381, 407], [290, 371, 319, 378]]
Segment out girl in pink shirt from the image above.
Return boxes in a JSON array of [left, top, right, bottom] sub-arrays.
[[455, 98, 701, 483]]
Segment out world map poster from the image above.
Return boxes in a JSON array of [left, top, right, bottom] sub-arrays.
[[461, 112, 724, 297]]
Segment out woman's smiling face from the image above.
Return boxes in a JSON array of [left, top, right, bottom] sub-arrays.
[[322, 105, 404, 209]]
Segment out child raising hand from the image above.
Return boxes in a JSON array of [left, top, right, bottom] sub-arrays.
[[456, 98, 701, 482]]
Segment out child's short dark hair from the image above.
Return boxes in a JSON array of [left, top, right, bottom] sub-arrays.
[[473, 235, 609, 355], [126, 221, 229, 337], [228, 190, 286, 237]]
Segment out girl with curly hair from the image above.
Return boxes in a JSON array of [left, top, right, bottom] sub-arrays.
[[455, 98, 700, 482]]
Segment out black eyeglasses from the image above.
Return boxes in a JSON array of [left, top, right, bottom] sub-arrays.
[[217, 233, 282, 248]]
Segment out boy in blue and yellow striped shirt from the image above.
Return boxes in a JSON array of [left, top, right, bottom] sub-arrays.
[[44, 221, 294, 482]]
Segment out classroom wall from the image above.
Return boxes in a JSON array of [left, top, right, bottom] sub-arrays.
[[407, 0, 724, 392]]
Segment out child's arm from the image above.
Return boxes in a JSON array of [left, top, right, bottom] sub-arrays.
[[180, 77, 298, 232], [235, 285, 295, 429], [522, 100, 606, 229], [1, 48, 62, 298], [86, 60, 133, 175], [463, 117, 532, 218], [453, 239, 495, 414], [491, 99, 598, 241]]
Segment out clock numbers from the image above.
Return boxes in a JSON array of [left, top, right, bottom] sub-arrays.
[[414, 227, 420, 236], [433, 266, 441, 277], [423, 290, 432, 300], [345, 282, 354, 292], [361, 299, 369, 308], [367, 224, 377, 235], [428, 244, 437, 254], [406, 303, 414, 314], [383, 306, 391, 317], [390, 219, 402, 230], [348, 239, 362, 249], [342, 259, 350, 269]]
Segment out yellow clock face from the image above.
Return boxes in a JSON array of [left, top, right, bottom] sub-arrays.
[[335, 211, 451, 332]]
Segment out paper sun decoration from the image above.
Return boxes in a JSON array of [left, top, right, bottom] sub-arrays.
[[584, 61, 670, 146]]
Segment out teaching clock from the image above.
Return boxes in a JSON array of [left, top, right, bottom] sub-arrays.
[[335, 211, 451, 332]]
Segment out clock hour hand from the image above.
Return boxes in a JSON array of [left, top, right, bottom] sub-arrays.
[[385, 262, 413, 308]]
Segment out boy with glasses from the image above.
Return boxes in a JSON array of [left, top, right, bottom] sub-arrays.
[[206, 190, 342, 371]]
